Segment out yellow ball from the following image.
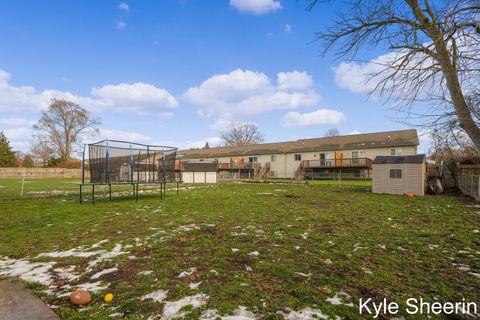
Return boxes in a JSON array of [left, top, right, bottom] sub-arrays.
[[104, 293, 113, 302]]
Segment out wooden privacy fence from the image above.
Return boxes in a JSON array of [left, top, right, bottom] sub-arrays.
[[457, 175, 480, 201], [0, 167, 87, 179]]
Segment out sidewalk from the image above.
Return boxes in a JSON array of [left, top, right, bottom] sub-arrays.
[[0, 280, 60, 320]]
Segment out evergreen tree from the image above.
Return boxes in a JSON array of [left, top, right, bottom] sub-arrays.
[[0, 131, 16, 167], [204, 141, 210, 149]]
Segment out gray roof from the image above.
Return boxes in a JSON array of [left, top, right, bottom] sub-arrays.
[[373, 154, 426, 165], [182, 160, 217, 172], [180, 129, 419, 159]]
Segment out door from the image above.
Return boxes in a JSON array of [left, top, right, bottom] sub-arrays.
[[335, 152, 343, 166], [319, 153, 326, 166]]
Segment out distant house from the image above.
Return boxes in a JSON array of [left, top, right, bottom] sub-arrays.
[[179, 129, 420, 180], [372, 154, 426, 196]]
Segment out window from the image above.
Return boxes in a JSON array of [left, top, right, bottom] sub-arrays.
[[352, 151, 365, 158], [248, 156, 257, 163], [389, 169, 402, 179], [294, 154, 301, 161], [270, 171, 277, 178], [354, 169, 361, 177], [390, 148, 402, 156], [271, 155, 277, 162]]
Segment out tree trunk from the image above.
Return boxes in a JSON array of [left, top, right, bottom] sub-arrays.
[[433, 38, 480, 150]]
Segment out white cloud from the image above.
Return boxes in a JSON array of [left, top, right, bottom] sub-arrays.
[[348, 130, 362, 135], [276, 71, 312, 91], [184, 69, 319, 119], [91, 82, 178, 115], [210, 118, 258, 131], [0, 117, 35, 127], [93, 129, 152, 144], [116, 20, 127, 29], [282, 109, 346, 127], [284, 24, 291, 33], [180, 136, 224, 149], [230, 0, 282, 14], [0, 68, 177, 116], [118, 2, 129, 11], [211, 118, 233, 131], [2, 126, 34, 152]]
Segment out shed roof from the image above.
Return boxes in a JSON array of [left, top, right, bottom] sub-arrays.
[[182, 161, 218, 172], [180, 129, 419, 159], [373, 154, 426, 164]]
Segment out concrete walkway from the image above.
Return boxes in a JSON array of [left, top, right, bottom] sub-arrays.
[[0, 280, 60, 320]]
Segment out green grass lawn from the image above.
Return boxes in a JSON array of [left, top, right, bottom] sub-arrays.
[[0, 178, 479, 319]]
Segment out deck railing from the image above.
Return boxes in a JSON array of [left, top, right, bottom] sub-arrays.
[[217, 162, 257, 170], [300, 157, 372, 169]]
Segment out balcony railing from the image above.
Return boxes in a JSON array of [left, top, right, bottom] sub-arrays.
[[301, 157, 372, 169], [217, 162, 258, 170]]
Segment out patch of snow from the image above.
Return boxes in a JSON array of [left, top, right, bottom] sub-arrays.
[[189, 281, 202, 290], [141, 289, 168, 302], [90, 267, 118, 280], [54, 266, 80, 281], [326, 291, 354, 307], [200, 306, 257, 319], [210, 269, 219, 275], [248, 251, 259, 256], [109, 313, 124, 317], [0, 257, 55, 286], [278, 307, 329, 319], [178, 267, 197, 278], [138, 270, 154, 276], [294, 272, 311, 278], [58, 281, 109, 297], [245, 265, 252, 272], [231, 248, 240, 253]]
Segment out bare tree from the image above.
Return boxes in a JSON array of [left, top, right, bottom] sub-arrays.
[[30, 137, 54, 166], [325, 128, 340, 137], [33, 99, 100, 160], [308, 0, 480, 149], [221, 122, 264, 146]]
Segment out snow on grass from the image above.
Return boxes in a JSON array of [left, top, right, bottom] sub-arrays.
[[162, 293, 209, 319], [57, 281, 110, 297], [231, 248, 240, 253], [86, 244, 129, 271], [54, 265, 80, 281], [294, 272, 311, 279], [189, 281, 202, 290], [0, 257, 55, 286], [248, 251, 259, 256], [200, 306, 257, 319], [278, 307, 329, 319], [326, 291, 354, 307], [142, 290, 209, 320], [91, 267, 118, 280], [141, 289, 168, 302], [178, 267, 197, 278], [138, 270, 154, 276]]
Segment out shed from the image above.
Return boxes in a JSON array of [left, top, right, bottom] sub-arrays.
[[372, 154, 426, 196], [182, 161, 217, 183]]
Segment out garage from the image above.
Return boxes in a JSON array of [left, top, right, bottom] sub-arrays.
[[181, 161, 217, 184], [372, 154, 426, 196]]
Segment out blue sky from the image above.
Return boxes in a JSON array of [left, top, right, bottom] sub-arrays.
[[0, 0, 415, 153]]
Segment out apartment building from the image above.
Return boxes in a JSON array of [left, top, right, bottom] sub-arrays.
[[179, 129, 420, 180]]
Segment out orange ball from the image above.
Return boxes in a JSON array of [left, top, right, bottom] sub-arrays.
[[69, 289, 91, 305], [406, 193, 414, 198]]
